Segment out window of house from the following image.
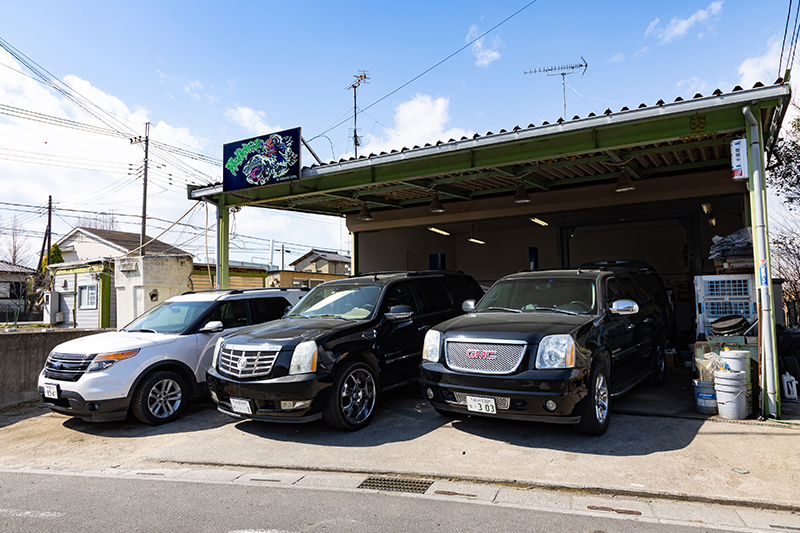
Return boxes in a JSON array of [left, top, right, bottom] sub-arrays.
[[78, 285, 98, 309]]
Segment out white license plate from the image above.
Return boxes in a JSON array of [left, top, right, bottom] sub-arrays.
[[43, 383, 59, 400], [466, 396, 496, 414], [230, 397, 253, 415]]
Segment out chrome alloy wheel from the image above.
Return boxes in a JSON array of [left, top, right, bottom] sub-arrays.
[[147, 378, 183, 419], [339, 368, 376, 425], [594, 372, 609, 425]]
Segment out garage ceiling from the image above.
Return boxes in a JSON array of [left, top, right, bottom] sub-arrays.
[[189, 81, 790, 218]]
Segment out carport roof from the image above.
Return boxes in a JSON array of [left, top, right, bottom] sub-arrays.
[[189, 81, 791, 217]]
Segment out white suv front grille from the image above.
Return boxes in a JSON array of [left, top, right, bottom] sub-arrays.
[[218, 344, 280, 378]]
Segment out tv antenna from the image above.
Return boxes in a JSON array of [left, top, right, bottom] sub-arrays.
[[525, 57, 588, 120], [346, 71, 370, 158]]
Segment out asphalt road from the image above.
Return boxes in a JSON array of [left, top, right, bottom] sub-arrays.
[[0, 470, 749, 533]]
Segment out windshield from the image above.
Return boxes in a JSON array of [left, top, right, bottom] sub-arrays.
[[475, 277, 597, 315], [287, 284, 382, 320], [124, 300, 217, 334]]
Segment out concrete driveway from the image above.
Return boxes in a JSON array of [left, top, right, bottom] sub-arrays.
[[1, 372, 798, 512]]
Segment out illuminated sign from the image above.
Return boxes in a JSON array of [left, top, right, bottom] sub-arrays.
[[223, 128, 301, 191]]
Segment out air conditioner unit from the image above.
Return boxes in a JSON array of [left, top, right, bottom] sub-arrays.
[[44, 291, 60, 325]]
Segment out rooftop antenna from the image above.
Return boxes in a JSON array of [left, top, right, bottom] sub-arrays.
[[525, 57, 588, 120], [346, 71, 370, 158]]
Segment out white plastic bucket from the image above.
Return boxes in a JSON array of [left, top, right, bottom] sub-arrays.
[[714, 370, 747, 420], [692, 379, 717, 414], [721, 349, 750, 384]]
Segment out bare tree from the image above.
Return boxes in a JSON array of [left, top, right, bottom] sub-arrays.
[[0, 215, 34, 267], [74, 212, 118, 231]]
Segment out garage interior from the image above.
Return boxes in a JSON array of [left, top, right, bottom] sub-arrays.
[[190, 81, 794, 419]]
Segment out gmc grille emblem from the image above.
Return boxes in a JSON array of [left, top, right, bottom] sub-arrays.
[[466, 349, 497, 359]]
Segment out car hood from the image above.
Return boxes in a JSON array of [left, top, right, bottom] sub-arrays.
[[50, 330, 178, 354], [437, 312, 594, 343], [222, 317, 361, 349]]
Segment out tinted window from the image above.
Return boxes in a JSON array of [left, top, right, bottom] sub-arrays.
[[476, 277, 596, 315], [252, 297, 290, 324], [616, 276, 639, 302], [416, 278, 453, 313], [381, 282, 419, 314], [206, 300, 250, 329], [447, 275, 484, 301], [606, 278, 623, 303]]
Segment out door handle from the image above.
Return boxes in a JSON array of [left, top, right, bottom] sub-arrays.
[[627, 324, 636, 330], [418, 325, 430, 332]]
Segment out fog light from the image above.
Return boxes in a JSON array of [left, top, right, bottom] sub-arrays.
[[280, 400, 312, 410], [280, 401, 294, 410], [544, 400, 557, 412], [86, 402, 99, 412], [426, 388, 434, 399], [210, 391, 219, 402]]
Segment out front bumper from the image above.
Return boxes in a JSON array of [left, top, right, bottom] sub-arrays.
[[206, 366, 332, 423], [38, 385, 129, 422], [419, 362, 588, 424]]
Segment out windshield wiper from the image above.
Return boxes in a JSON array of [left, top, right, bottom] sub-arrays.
[[524, 305, 580, 316], [127, 328, 158, 333], [309, 314, 352, 320], [483, 306, 523, 313]]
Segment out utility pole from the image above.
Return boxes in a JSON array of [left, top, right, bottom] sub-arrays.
[[130, 122, 150, 255], [37, 195, 52, 274], [525, 57, 588, 120], [346, 71, 369, 158]]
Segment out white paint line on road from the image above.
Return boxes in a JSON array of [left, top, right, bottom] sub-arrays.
[[0, 508, 65, 519]]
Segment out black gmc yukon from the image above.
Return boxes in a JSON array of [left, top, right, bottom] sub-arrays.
[[419, 261, 672, 435], [207, 271, 483, 430]]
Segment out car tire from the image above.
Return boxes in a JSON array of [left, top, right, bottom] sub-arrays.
[[131, 370, 187, 425], [323, 361, 379, 431], [574, 360, 610, 436], [646, 337, 666, 387]]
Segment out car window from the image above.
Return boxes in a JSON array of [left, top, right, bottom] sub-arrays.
[[615, 275, 639, 302], [606, 278, 623, 303], [288, 284, 382, 320], [252, 297, 290, 323], [476, 278, 596, 314], [416, 278, 453, 313], [125, 300, 216, 334], [447, 275, 484, 301], [381, 281, 420, 314], [206, 300, 250, 329]]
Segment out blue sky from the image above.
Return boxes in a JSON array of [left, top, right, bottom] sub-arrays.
[[0, 1, 794, 267]]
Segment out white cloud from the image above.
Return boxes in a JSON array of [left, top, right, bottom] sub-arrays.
[[738, 37, 782, 89], [608, 53, 624, 63], [676, 75, 713, 95], [348, 94, 471, 159], [647, 1, 723, 44], [633, 46, 650, 58], [224, 106, 279, 136], [467, 24, 503, 68]]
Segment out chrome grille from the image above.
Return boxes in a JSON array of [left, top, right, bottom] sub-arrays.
[[445, 340, 526, 374], [452, 392, 510, 410], [43, 352, 96, 382], [218, 344, 280, 378]]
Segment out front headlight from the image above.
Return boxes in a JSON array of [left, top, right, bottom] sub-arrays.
[[211, 337, 225, 369], [289, 340, 318, 375], [535, 335, 575, 369], [87, 349, 139, 372], [422, 330, 442, 363]]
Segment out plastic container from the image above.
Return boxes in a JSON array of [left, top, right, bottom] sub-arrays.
[[720, 349, 750, 384], [783, 372, 798, 401], [692, 379, 718, 414], [714, 369, 747, 420]]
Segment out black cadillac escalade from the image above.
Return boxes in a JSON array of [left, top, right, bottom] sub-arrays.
[[206, 271, 483, 430], [418, 261, 672, 435]]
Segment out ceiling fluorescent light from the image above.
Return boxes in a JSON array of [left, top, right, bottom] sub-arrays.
[[428, 226, 450, 236], [530, 217, 549, 226], [468, 237, 486, 245]]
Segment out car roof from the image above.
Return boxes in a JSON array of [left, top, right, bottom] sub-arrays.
[[329, 270, 469, 286], [166, 287, 309, 303]]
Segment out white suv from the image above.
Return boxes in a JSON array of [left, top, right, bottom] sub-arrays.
[[38, 288, 308, 425]]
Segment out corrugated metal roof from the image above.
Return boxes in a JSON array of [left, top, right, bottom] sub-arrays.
[[0, 260, 35, 274]]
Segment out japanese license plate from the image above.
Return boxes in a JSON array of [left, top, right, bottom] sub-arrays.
[[43, 383, 59, 399], [230, 397, 253, 415], [466, 395, 496, 414]]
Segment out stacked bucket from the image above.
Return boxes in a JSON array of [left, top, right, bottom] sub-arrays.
[[693, 349, 751, 419]]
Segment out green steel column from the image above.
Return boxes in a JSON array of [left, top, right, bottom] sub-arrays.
[[99, 265, 111, 328], [217, 205, 230, 290]]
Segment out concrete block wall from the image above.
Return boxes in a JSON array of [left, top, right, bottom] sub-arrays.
[[0, 329, 108, 408]]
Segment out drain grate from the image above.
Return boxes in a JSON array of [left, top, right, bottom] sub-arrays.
[[357, 476, 433, 494]]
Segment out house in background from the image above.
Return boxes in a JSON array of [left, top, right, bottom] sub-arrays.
[[287, 249, 351, 287], [191, 258, 350, 291], [0, 260, 35, 322], [47, 227, 189, 329]]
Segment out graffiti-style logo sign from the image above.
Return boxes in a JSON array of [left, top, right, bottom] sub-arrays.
[[223, 128, 301, 192]]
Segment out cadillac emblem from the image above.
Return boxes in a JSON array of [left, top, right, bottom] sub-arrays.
[[236, 356, 248, 371]]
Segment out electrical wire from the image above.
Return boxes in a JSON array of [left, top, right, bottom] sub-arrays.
[[307, 0, 541, 143]]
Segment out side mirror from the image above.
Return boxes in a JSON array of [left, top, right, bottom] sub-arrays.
[[610, 299, 639, 316], [385, 305, 413, 320], [198, 320, 224, 333], [462, 300, 476, 313]]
